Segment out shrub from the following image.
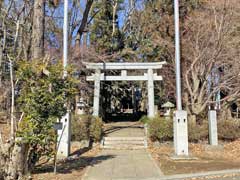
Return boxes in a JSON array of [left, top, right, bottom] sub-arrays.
[[72, 114, 91, 141], [71, 114, 103, 142], [147, 116, 240, 143], [188, 119, 240, 142], [90, 116, 103, 142], [218, 119, 240, 141], [139, 115, 150, 124], [147, 116, 209, 143], [188, 120, 208, 142], [148, 116, 173, 142]]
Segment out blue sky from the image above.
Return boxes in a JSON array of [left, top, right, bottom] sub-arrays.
[[44, 0, 145, 46]]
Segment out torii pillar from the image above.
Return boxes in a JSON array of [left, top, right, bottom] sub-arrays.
[[93, 69, 101, 116], [85, 62, 166, 118], [147, 69, 155, 118]]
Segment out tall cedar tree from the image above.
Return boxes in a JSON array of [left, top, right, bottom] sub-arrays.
[[90, 0, 124, 54]]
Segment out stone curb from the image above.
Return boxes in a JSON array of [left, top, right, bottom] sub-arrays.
[[82, 148, 103, 180], [147, 150, 164, 177], [160, 169, 240, 180]]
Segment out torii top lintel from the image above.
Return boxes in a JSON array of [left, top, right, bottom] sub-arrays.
[[84, 62, 166, 70]]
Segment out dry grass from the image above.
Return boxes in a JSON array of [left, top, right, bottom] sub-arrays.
[[0, 119, 101, 180], [149, 140, 240, 175]]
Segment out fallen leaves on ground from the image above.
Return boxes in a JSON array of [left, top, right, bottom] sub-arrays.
[[148, 140, 240, 176], [223, 139, 240, 161], [33, 145, 101, 180]]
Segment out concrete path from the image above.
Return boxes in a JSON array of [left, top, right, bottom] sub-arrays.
[[161, 169, 240, 180], [82, 121, 240, 180], [83, 149, 163, 180], [83, 121, 163, 180]]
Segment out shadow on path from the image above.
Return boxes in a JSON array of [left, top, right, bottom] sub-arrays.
[[33, 148, 115, 175], [104, 123, 143, 136], [104, 113, 144, 122]]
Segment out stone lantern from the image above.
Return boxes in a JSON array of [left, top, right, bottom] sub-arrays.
[[161, 101, 175, 117], [76, 98, 87, 115]]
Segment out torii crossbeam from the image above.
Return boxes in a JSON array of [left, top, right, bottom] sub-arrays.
[[84, 62, 166, 117]]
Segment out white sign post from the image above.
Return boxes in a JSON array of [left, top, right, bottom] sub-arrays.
[[173, 0, 189, 156], [57, 0, 71, 158]]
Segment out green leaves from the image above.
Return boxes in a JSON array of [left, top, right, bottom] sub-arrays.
[[16, 59, 77, 164], [148, 116, 173, 142], [90, 0, 124, 53], [17, 60, 77, 119]]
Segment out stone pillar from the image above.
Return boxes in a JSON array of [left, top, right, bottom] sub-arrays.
[[208, 110, 218, 145], [132, 86, 137, 114], [147, 69, 154, 118], [174, 110, 189, 156], [57, 111, 71, 158], [93, 69, 101, 116]]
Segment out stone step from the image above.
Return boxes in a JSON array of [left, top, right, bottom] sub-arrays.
[[101, 136, 148, 150], [103, 141, 145, 145], [104, 137, 145, 141], [102, 145, 146, 150]]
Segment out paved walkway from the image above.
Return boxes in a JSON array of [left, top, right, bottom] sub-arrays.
[[83, 122, 163, 180], [83, 149, 163, 180], [161, 169, 240, 180], [83, 122, 240, 180]]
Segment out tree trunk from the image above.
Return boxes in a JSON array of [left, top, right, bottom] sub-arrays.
[[9, 20, 20, 138], [0, 45, 3, 87], [7, 142, 28, 180], [112, 1, 118, 37], [0, 138, 29, 180], [32, 0, 45, 59], [9, 59, 15, 138], [75, 0, 93, 46]]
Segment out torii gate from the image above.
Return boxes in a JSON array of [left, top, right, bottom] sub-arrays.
[[85, 62, 166, 118]]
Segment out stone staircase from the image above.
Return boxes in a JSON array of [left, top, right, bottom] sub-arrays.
[[101, 136, 147, 150]]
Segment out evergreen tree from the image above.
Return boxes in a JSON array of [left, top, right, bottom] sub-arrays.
[[90, 0, 124, 54]]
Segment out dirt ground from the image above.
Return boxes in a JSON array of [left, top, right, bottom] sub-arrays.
[[0, 121, 100, 180], [2, 120, 240, 179], [32, 144, 100, 180], [149, 140, 240, 175]]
